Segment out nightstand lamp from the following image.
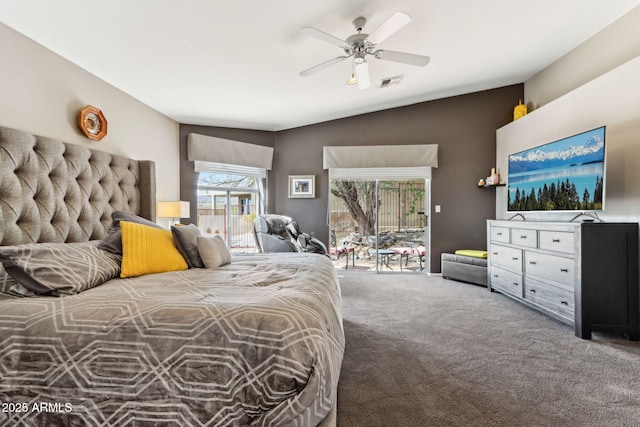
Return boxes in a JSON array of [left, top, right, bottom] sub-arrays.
[[157, 201, 190, 226]]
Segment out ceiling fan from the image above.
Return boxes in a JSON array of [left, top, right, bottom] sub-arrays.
[[299, 11, 430, 89]]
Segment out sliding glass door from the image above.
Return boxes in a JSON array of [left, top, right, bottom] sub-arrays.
[[196, 172, 262, 252], [329, 177, 429, 273]]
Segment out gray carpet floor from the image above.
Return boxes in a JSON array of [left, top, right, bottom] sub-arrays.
[[336, 271, 640, 427]]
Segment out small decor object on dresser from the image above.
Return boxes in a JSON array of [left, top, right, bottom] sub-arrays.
[[288, 175, 315, 198], [78, 105, 108, 141]]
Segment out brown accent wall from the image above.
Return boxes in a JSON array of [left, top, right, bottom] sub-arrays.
[[274, 85, 522, 272], [179, 84, 523, 272]]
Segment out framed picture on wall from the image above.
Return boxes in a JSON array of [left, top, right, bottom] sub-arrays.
[[288, 175, 315, 198]]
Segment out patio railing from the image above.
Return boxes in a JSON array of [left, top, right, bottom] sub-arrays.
[[197, 206, 258, 252]]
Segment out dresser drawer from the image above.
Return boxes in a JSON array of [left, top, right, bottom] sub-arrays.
[[538, 231, 575, 254], [524, 277, 575, 321], [491, 226, 510, 243], [510, 228, 538, 248], [524, 251, 575, 287], [490, 245, 523, 272], [490, 266, 522, 297]]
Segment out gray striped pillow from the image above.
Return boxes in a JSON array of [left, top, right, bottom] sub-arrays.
[[0, 241, 122, 297]]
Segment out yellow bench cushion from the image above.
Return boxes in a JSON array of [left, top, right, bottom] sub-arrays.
[[454, 249, 487, 259]]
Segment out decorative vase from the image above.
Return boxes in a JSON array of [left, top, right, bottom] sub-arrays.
[[513, 100, 527, 121]]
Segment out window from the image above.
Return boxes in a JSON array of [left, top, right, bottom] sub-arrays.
[[195, 165, 266, 252], [187, 133, 274, 251]]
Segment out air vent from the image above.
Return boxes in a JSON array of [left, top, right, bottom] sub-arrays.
[[379, 75, 404, 88]]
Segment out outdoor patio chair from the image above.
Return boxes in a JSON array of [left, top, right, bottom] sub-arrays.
[[329, 230, 356, 269], [390, 244, 425, 271]]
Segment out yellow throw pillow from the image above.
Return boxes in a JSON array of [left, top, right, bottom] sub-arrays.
[[120, 221, 188, 278]]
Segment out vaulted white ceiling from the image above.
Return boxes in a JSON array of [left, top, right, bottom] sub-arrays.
[[1, 1, 639, 131]]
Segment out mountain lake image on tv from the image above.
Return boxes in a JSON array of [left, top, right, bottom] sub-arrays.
[[508, 126, 605, 212]]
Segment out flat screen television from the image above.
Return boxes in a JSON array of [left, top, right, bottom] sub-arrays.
[[507, 126, 606, 212]]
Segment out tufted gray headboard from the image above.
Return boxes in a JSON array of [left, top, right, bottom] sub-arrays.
[[0, 125, 156, 246]]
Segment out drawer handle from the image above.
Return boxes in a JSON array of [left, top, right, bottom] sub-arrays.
[[497, 232, 503, 236], [512, 257, 519, 260], [560, 301, 569, 306], [560, 268, 569, 273], [520, 235, 527, 239], [552, 239, 560, 243], [529, 289, 536, 293], [529, 261, 536, 265], [493, 274, 499, 278], [512, 282, 519, 286], [492, 252, 498, 255]]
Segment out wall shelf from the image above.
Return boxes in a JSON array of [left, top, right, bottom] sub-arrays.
[[478, 183, 505, 188]]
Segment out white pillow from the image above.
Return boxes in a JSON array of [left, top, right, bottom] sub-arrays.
[[197, 235, 232, 268]]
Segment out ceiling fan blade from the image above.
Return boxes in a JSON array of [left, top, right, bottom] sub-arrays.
[[301, 26, 349, 49], [355, 60, 370, 89], [366, 11, 411, 45], [299, 56, 349, 77], [374, 50, 430, 67]]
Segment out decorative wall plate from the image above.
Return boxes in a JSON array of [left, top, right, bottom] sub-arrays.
[[78, 105, 107, 141]]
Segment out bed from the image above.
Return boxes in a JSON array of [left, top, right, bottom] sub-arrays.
[[0, 125, 344, 426]]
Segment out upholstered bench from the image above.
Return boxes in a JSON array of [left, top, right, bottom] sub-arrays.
[[441, 251, 488, 287]]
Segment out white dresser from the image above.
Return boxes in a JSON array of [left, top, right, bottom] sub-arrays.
[[487, 220, 639, 340]]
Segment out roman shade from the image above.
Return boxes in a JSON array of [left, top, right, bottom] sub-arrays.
[[193, 161, 268, 179], [329, 167, 432, 180], [188, 133, 274, 170]]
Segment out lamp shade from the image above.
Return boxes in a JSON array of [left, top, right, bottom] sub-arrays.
[[157, 201, 190, 219]]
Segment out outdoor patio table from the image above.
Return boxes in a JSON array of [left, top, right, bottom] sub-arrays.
[[369, 249, 395, 270]]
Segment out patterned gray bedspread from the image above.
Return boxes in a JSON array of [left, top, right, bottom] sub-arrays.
[[0, 253, 344, 426]]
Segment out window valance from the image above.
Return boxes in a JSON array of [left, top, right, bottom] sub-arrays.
[[188, 133, 274, 170], [322, 144, 438, 169]]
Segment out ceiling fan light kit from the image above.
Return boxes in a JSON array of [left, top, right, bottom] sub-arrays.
[[300, 11, 430, 90], [354, 59, 370, 89]]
